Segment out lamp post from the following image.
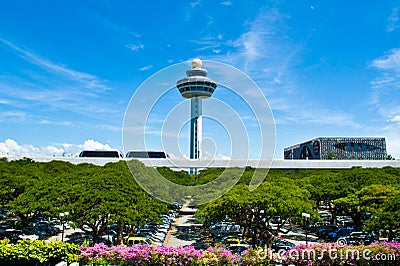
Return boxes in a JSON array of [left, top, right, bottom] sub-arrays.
[[302, 212, 310, 245], [59, 211, 69, 242], [107, 214, 111, 246]]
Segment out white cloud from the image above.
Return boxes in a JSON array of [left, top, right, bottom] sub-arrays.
[[0, 139, 39, 157], [370, 48, 400, 117], [371, 48, 400, 71], [208, 8, 361, 129], [0, 111, 29, 122], [81, 139, 113, 151], [386, 6, 400, 32], [0, 138, 115, 157], [221, 1, 232, 6], [274, 104, 363, 129], [0, 98, 11, 105], [367, 49, 400, 158], [389, 114, 400, 123], [139, 65, 153, 71], [125, 44, 144, 52], [0, 38, 110, 93], [102, 19, 141, 38], [0, 109, 80, 127], [202, 151, 231, 160], [0, 38, 119, 121], [96, 124, 122, 132], [229, 8, 291, 70], [191, 36, 225, 52], [190, 0, 201, 8], [43, 145, 64, 155], [381, 124, 400, 159]]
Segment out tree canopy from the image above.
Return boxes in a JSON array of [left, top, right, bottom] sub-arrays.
[[1, 158, 168, 244], [1, 158, 400, 244]]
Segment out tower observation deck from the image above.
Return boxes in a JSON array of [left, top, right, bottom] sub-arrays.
[[176, 59, 217, 174]]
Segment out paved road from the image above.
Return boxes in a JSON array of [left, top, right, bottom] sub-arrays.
[[46, 204, 212, 249], [164, 205, 211, 249], [46, 228, 78, 242]]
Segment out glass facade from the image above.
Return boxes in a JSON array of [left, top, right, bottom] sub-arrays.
[[284, 137, 387, 160], [176, 67, 217, 99]]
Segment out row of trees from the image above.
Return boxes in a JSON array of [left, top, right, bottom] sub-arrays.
[[0, 158, 168, 244], [197, 167, 400, 243], [1, 157, 400, 245], [325, 152, 395, 160], [298, 167, 400, 240]]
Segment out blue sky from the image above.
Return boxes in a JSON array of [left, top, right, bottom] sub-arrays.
[[1, 0, 400, 159]]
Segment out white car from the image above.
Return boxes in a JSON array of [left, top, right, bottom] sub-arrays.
[[280, 232, 319, 246], [19, 233, 40, 241], [5, 229, 40, 241]]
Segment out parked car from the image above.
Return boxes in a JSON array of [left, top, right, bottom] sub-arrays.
[[213, 231, 242, 245], [336, 216, 354, 228], [215, 235, 242, 247], [5, 228, 40, 241], [281, 232, 319, 245], [315, 225, 339, 238], [328, 227, 355, 241], [210, 222, 241, 237], [272, 239, 295, 252], [23, 227, 46, 240], [227, 243, 252, 254], [35, 223, 57, 236], [270, 216, 282, 224], [125, 235, 148, 246], [140, 228, 158, 237], [320, 213, 333, 222], [0, 229, 20, 243], [345, 231, 374, 245]]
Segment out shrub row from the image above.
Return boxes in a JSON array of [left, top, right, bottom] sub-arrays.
[[79, 243, 239, 265], [1, 239, 399, 265], [0, 239, 79, 265], [240, 242, 400, 266]]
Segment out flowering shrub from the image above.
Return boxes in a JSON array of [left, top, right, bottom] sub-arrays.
[[241, 242, 400, 266], [200, 246, 239, 265], [282, 242, 400, 266], [1, 239, 399, 265], [240, 247, 277, 266], [79, 243, 239, 265]]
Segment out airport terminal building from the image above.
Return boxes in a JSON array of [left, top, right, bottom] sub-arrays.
[[284, 137, 387, 160]]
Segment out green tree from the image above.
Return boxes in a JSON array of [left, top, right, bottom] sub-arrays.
[[333, 184, 399, 230], [65, 161, 168, 244], [197, 174, 316, 246], [6, 160, 168, 244], [386, 154, 395, 160], [364, 194, 400, 241], [0, 157, 41, 206]]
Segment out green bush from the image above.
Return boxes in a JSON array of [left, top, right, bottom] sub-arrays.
[[0, 239, 79, 264]]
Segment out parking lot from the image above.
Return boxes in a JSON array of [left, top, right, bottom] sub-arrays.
[[1, 201, 396, 250], [164, 205, 212, 249]]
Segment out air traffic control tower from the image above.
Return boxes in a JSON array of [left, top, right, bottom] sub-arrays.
[[177, 59, 217, 174]]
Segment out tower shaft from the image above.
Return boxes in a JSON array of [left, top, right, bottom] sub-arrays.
[[190, 97, 202, 161]]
